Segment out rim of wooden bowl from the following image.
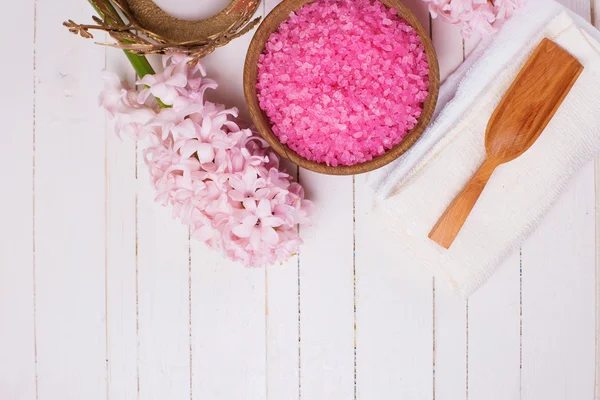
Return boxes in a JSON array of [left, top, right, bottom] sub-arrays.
[[125, 0, 260, 43], [243, 0, 440, 175]]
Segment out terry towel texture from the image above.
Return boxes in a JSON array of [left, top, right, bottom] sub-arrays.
[[368, 0, 600, 297]]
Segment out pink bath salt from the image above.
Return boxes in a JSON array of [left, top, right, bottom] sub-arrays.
[[256, 0, 429, 167]]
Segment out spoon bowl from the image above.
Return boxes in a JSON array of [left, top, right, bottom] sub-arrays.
[[429, 38, 584, 249]]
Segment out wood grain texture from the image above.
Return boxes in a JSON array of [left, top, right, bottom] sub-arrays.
[[105, 50, 138, 400], [0, 0, 36, 398], [429, 158, 496, 248], [429, 38, 584, 248], [34, 0, 108, 398], [243, 0, 440, 175]]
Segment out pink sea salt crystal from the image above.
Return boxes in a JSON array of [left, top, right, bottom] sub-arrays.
[[257, 0, 429, 167]]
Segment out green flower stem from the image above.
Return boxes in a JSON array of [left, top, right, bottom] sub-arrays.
[[88, 0, 168, 108]]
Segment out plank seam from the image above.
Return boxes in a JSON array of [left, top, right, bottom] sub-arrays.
[[32, 1, 39, 398], [353, 176, 357, 400], [430, 20, 436, 400], [462, 37, 469, 400], [297, 166, 302, 400], [263, 3, 269, 396], [519, 248, 523, 399], [103, 38, 110, 400], [188, 230, 193, 400], [432, 278, 436, 400], [265, 265, 269, 400], [465, 300, 469, 400], [591, 28, 598, 400], [135, 141, 141, 400]]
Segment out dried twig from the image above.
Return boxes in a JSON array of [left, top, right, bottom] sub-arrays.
[[64, 0, 261, 64]]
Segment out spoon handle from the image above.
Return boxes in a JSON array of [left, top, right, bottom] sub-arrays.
[[428, 158, 498, 249]]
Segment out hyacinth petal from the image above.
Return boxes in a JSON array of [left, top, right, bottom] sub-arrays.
[[137, 88, 152, 104], [262, 227, 279, 245], [262, 216, 284, 228], [166, 73, 188, 87], [196, 142, 215, 164], [249, 230, 262, 250], [256, 199, 272, 218], [101, 53, 312, 267], [101, 71, 122, 89], [229, 176, 246, 192], [194, 224, 213, 242], [229, 190, 246, 202], [137, 74, 157, 87], [201, 116, 212, 137], [179, 140, 202, 159], [232, 216, 259, 238], [173, 118, 197, 138], [242, 198, 257, 212]]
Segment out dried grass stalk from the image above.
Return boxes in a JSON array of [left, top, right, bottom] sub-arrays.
[[64, 0, 261, 63]]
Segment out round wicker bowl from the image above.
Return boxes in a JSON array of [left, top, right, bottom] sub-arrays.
[[243, 0, 440, 175]]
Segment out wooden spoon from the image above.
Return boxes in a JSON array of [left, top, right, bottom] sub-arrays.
[[428, 38, 583, 249]]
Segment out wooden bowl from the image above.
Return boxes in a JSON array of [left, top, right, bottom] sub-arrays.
[[243, 0, 440, 175]]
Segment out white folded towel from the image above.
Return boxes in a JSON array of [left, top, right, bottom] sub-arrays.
[[367, 0, 600, 297]]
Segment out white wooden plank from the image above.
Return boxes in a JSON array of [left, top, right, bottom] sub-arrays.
[[34, 1, 108, 398], [355, 178, 434, 400], [0, 0, 36, 398], [521, 164, 596, 400], [105, 49, 138, 400], [265, 257, 300, 400], [434, 283, 467, 400], [264, 162, 301, 400], [189, 7, 267, 398], [190, 248, 267, 399], [467, 252, 521, 400], [261, 2, 301, 398], [429, 17, 468, 400], [137, 146, 191, 400], [299, 172, 354, 400], [520, 1, 596, 399]]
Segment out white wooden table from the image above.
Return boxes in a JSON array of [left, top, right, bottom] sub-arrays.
[[1, 0, 598, 399]]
